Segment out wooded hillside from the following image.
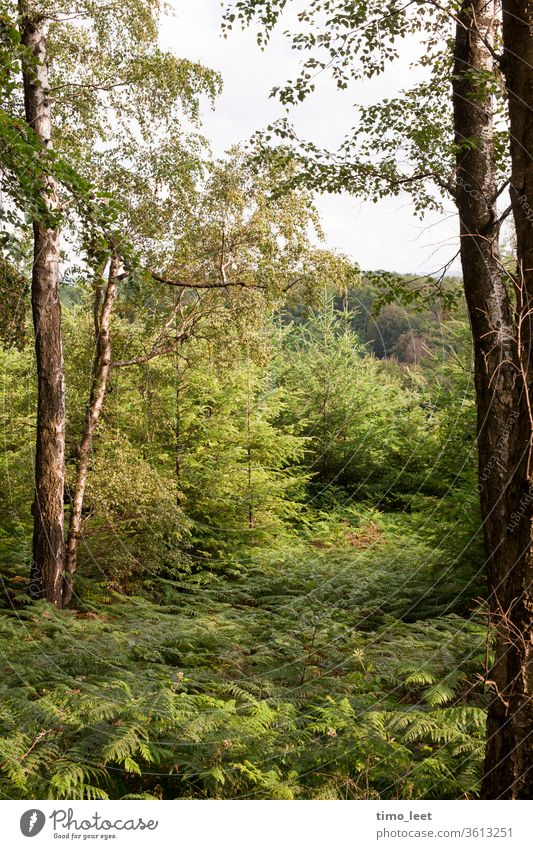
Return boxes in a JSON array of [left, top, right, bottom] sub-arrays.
[[1, 0, 532, 800]]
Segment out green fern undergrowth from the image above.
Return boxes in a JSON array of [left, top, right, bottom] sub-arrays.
[[0, 509, 488, 801]]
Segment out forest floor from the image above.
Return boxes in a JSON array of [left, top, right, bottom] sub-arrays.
[[0, 509, 488, 800]]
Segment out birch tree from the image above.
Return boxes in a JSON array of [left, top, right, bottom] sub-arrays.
[[3, 0, 220, 604]]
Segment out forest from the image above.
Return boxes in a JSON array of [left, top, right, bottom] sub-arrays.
[[0, 0, 532, 801]]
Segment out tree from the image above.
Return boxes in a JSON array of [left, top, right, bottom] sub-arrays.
[[104, 152, 330, 559], [62, 254, 119, 605], [277, 303, 433, 500], [450, 2, 533, 795], [224, 0, 533, 797], [483, 0, 533, 798], [18, 0, 65, 605], [3, 0, 220, 605], [171, 341, 309, 558]]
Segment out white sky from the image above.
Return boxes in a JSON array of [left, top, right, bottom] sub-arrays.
[[161, 0, 460, 275]]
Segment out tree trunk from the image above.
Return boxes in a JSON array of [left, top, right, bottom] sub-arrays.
[[175, 341, 183, 501], [62, 255, 119, 607], [481, 0, 533, 799], [502, 1, 533, 309], [453, 0, 533, 798], [19, 3, 65, 606]]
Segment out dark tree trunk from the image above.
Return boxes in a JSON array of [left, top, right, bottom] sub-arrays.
[[502, 1, 533, 306], [19, 3, 65, 606], [484, 0, 533, 798], [453, 0, 533, 798]]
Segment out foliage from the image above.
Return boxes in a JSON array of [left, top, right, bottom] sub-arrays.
[[0, 531, 487, 800], [223, 0, 510, 237], [0, 282, 488, 801], [172, 348, 309, 559], [277, 304, 440, 500], [0, 0, 493, 803]]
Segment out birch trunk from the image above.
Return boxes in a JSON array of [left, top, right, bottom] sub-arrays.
[[19, 2, 65, 606], [62, 255, 119, 606]]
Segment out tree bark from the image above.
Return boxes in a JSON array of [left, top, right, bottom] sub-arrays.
[[19, 3, 65, 606], [62, 255, 119, 607], [175, 343, 183, 499], [453, 0, 533, 798], [502, 1, 533, 312], [480, 0, 533, 798]]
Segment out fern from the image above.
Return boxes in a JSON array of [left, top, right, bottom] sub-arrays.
[[0, 536, 488, 801]]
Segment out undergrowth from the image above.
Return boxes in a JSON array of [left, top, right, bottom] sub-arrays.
[[0, 511, 488, 800]]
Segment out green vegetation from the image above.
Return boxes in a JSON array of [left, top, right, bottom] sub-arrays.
[[0, 0, 503, 801], [0, 287, 488, 799]]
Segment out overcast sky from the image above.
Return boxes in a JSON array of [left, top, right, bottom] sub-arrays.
[[160, 0, 460, 275]]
